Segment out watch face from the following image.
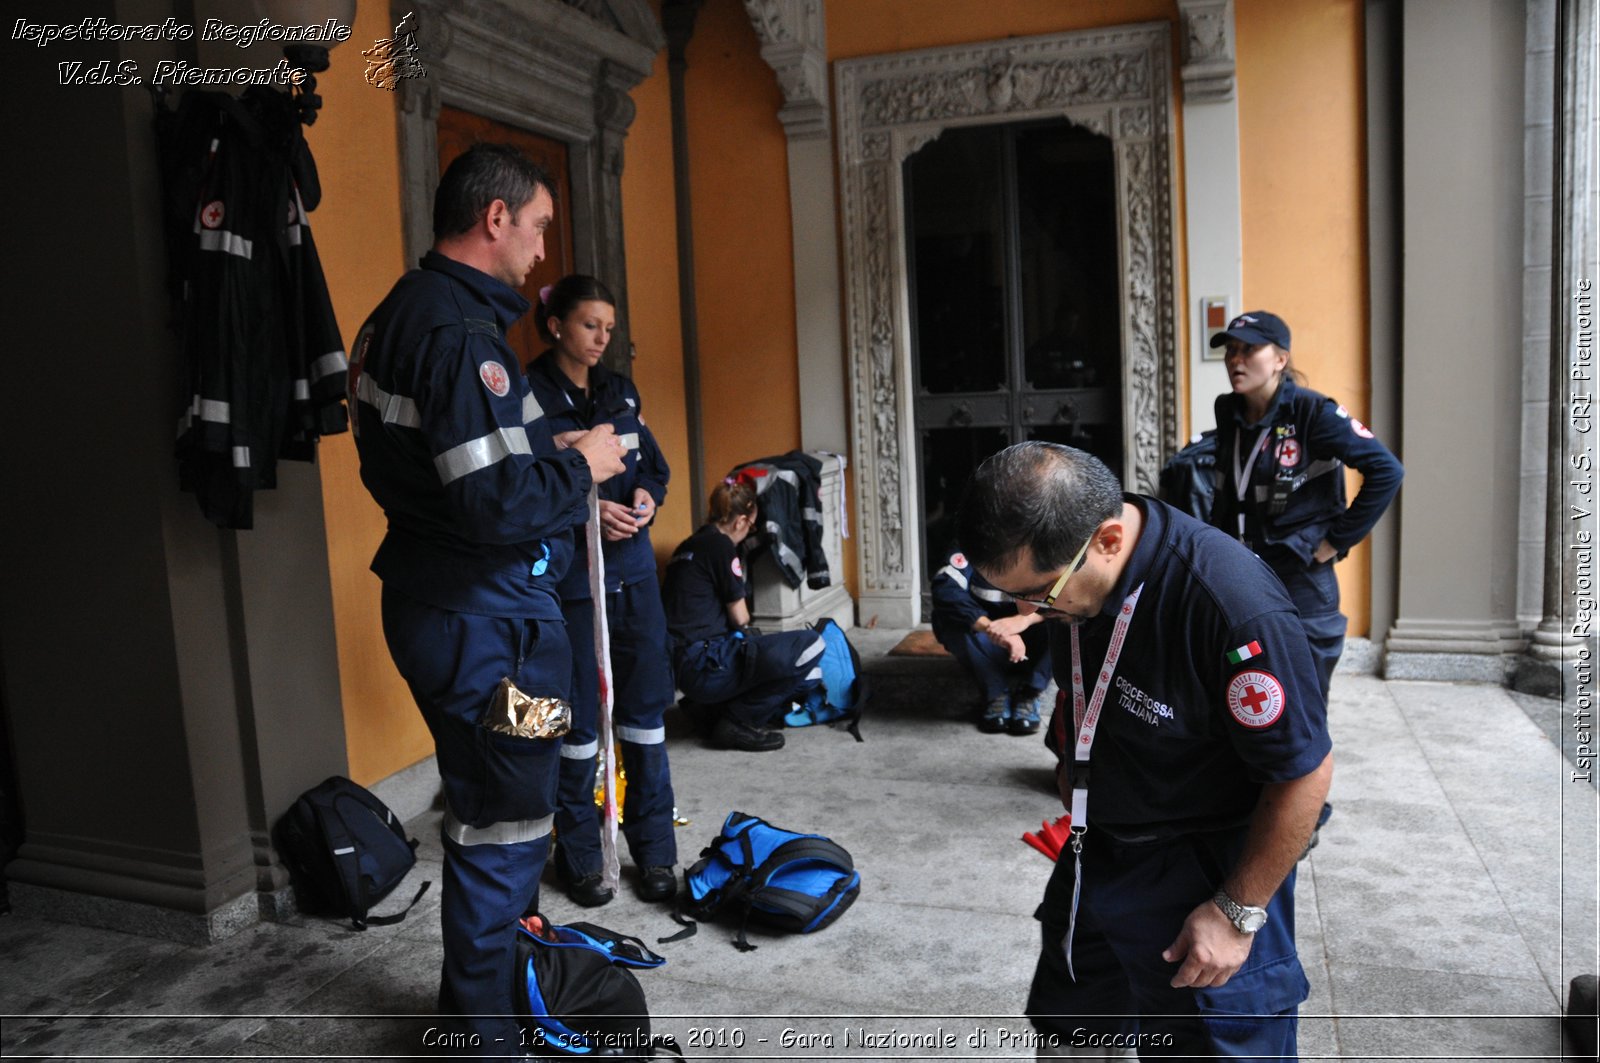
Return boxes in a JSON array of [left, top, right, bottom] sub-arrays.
[[1239, 908, 1268, 933]]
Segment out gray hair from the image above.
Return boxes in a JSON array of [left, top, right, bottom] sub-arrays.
[[956, 442, 1124, 574]]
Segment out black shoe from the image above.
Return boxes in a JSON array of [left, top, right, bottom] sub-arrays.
[[677, 698, 717, 735], [564, 871, 613, 908], [978, 696, 1010, 734], [1007, 690, 1044, 736], [638, 866, 677, 903], [711, 716, 785, 751]]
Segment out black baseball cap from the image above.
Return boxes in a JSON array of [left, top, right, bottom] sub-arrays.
[[1209, 310, 1291, 351]]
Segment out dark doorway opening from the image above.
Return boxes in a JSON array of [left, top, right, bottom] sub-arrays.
[[906, 118, 1123, 604]]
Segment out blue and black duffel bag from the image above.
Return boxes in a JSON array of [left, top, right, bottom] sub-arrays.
[[670, 811, 861, 951], [515, 915, 681, 1058]]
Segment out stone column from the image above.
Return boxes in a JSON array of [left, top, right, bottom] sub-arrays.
[[1383, 0, 1528, 681], [1519, 0, 1599, 694], [1175, 0, 1245, 434], [743, 0, 850, 456]]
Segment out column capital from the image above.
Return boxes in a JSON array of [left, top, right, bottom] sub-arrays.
[[743, 0, 830, 140], [1176, 0, 1236, 103]]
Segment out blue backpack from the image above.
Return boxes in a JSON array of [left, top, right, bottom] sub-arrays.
[[782, 618, 867, 739], [671, 812, 861, 951], [515, 916, 681, 1058]]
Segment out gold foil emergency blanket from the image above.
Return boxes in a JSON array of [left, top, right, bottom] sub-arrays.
[[482, 677, 571, 739]]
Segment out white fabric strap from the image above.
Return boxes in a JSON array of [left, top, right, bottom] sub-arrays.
[[1232, 427, 1270, 540], [1062, 581, 1146, 980], [442, 806, 553, 847], [587, 488, 621, 893]]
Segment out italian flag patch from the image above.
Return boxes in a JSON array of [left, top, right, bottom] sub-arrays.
[[1227, 641, 1263, 664]]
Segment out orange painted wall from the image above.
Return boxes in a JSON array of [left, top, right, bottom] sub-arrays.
[[682, 0, 803, 485], [304, 2, 433, 786], [621, 39, 694, 558], [1236, 0, 1373, 632]]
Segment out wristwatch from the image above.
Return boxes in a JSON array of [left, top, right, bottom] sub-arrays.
[[1212, 889, 1268, 934]]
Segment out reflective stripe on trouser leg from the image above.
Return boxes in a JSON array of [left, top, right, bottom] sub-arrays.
[[554, 596, 602, 880], [607, 580, 678, 867], [439, 828, 550, 1054], [724, 629, 826, 729]]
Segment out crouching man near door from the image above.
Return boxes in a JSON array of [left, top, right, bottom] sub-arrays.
[[957, 442, 1333, 1061]]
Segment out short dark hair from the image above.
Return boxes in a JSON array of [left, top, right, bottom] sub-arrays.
[[956, 442, 1124, 575], [535, 273, 616, 343], [432, 143, 555, 239]]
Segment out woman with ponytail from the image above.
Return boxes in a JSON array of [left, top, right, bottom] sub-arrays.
[[525, 274, 678, 908], [660, 479, 827, 752]]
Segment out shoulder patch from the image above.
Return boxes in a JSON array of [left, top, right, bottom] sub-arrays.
[[479, 360, 511, 397], [1333, 404, 1351, 419], [1227, 670, 1286, 728], [949, 552, 968, 569], [1350, 418, 1375, 439], [200, 200, 225, 229], [1276, 439, 1300, 467], [731, 557, 744, 579]]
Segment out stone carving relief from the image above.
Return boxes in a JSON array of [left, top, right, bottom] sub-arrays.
[[743, 0, 830, 140], [1176, 0, 1236, 102], [836, 25, 1179, 615]]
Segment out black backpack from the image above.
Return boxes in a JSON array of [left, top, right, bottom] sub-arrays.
[[515, 916, 682, 1059], [273, 776, 429, 930], [669, 811, 861, 951]]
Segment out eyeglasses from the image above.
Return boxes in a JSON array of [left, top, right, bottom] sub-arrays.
[[1005, 533, 1094, 609]]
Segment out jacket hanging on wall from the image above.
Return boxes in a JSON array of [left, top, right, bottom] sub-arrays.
[[155, 86, 348, 529], [728, 451, 830, 590]]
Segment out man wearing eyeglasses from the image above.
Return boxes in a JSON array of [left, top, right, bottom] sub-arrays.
[[958, 442, 1333, 1061]]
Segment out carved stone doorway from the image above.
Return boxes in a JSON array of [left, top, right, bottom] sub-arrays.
[[836, 24, 1181, 627]]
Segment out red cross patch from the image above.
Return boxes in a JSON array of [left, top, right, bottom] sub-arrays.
[[479, 360, 510, 397], [1227, 670, 1286, 728], [731, 557, 744, 579], [200, 200, 225, 229], [1351, 418, 1375, 439], [1277, 439, 1301, 467], [950, 552, 967, 569]]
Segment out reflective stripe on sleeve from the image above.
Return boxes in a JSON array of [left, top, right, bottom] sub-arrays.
[[434, 426, 532, 484], [805, 666, 823, 682], [971, 585, 1008, 604], [354, 373, 420, 427], [443, 805, 553, 847], [937, 564, 969, 590], [293, 378, 310, 401], [311, 350, 348, 382], [616, 725, 665, 745], [232, 446, 251, 468], [196, 227, 252, 259], [619, 432, 639, 451], [523, 392, 544, 424], [560, 739, 599, 760]]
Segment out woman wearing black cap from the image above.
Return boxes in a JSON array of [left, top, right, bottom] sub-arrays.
[[1209, 310, 1404, 703]]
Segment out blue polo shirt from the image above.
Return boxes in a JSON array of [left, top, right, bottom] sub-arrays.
[[1048, 496, 1332, 837]]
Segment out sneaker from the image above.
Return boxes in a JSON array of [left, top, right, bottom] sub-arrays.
[[564, 871, 613, 908], [978, 695, 1010, 734], [1008, 690, 1044, 735], [638, 866, 677, 903], [711, 716, 785, 752]]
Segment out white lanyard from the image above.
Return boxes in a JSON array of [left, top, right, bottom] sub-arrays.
[[1232, 427, 1270, 540], [1059, 581, 1145, 981]]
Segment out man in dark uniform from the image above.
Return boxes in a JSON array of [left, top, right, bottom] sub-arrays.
[[958, 442, 1333, 1060], [348, 143, 627, 1052], [931, 549, 1053, 734]]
